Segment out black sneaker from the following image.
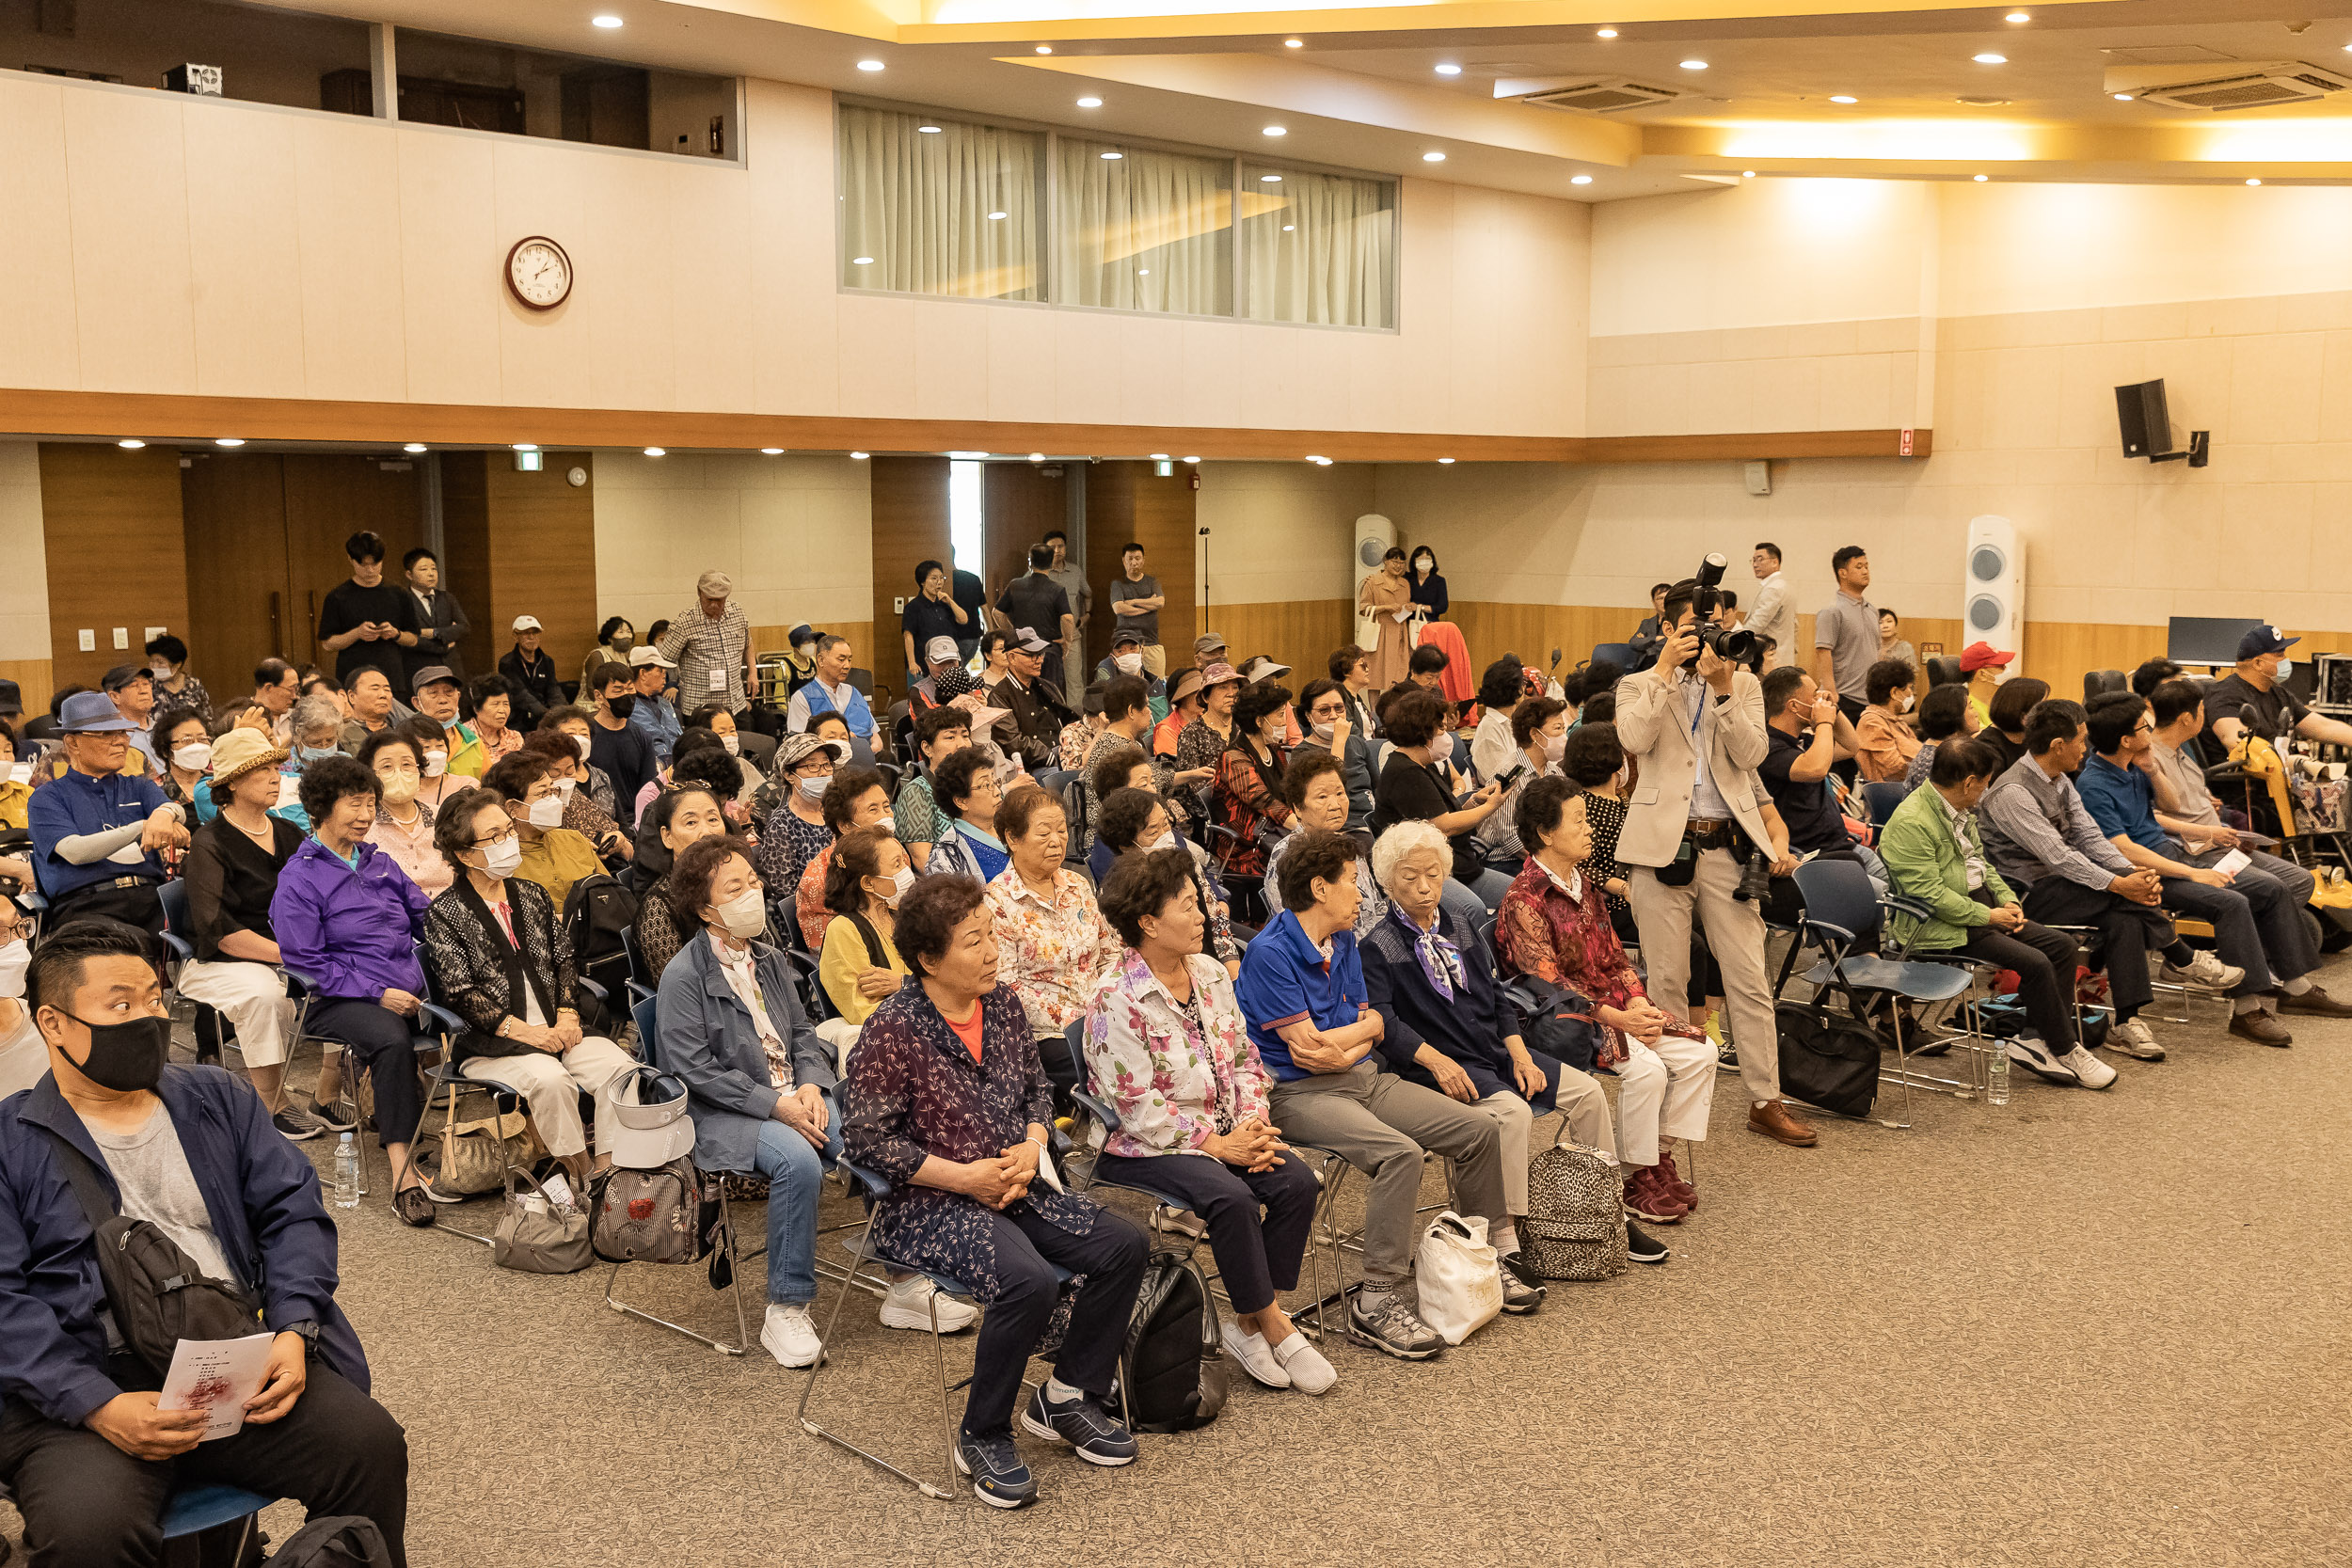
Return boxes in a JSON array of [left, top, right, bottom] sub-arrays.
[[1625, 1223, 1669, 1265], [271, 1104, 324, 1142], [1716, 1043, 1740, 1072], [309, 1097, 358, 1134], [1019, 1385, 1137, 1467], [954, 1433, 1038, 1509]]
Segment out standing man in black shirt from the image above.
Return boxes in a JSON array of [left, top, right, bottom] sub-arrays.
[[996, 546, 1076, 693], [950, 564, 988, 662], [316, 531, 416, 688], [585, 660, 659, 830], [399, 546, 469, 687]]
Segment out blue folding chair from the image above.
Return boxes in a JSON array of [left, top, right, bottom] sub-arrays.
[[1788, 858, 1973, 1130], [156, 879, 231, 1066], [0, 1480, 276, 1561], [1860, 781, 1909, 830]]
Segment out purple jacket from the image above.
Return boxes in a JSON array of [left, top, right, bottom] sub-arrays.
[[269, 837, 430, 1000]]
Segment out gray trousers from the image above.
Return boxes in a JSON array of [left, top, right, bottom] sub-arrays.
[[1628, 847, 1781, 1104], [1267, 1059, 1504, 1289]]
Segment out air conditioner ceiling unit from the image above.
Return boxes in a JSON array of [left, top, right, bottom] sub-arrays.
[[2122, 59, 2352, 111], [1509, 77, 1687, 114]]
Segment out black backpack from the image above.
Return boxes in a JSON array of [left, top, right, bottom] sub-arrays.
[[1502, 977, 1604, 1072], [1772, 1001, 1882, 1119], [563, 872, 639, 1021], [1117, 1251, 1227, 1433], [264, 1516, 393, 1567], [37, 1128, 260, 1375]]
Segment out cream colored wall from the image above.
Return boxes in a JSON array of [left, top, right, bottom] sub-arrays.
[[1195, 462, 1371, 609], [592, 451, 872, 642], [0, 443, 50, 662], [0, 70, 1588, 437]]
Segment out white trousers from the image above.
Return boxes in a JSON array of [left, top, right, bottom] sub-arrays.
[[176, 959, 296, 1069], [462, 1037, 635, 1158], [1477, 1067, 1617, 1214], [1614, 1032, 1716, 1168]]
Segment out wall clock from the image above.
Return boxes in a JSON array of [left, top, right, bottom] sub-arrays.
[[505, 236, 573, 310]]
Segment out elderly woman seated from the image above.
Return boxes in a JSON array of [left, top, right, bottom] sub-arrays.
[[421, 784, 637, 1198], [654, 834, 843, 1370], [1495, 778, 1712, 1232], [358, 727, 449, 897], [1263, 749, 1388, 938], [1233, 829, 1534, 1363], [631, 781, 731, 986], [1092, 782, 1242, 974], [914, 745, 1009, 884], [1360, 819, 1634, 1275], [481, 752, 604, 912], [986, 784, 1121, 1105], [843, 874, 1148, 1511], [519, 728, 630, 863], [1084, 848, 1336, 1396], [818, 823, 914, 1029]]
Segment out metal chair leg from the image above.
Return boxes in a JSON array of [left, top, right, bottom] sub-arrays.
[[797, 1216, 961, 1501], [604, 1188, 752, 1355]]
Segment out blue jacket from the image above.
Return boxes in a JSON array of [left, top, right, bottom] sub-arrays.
[[1361, 904, 1560, 1109], [655, 931, 837, 1174], [0, 1066, 367, 1426]]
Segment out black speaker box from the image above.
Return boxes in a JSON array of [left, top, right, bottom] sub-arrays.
[[2116, 378, 2171, 459]]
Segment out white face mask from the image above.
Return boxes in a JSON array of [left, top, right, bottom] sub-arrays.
[[1543, 732, 1566, 764], [722, 734, 740, 755], [1310, 721, 1335, 743], [1898, 692, 1915, 713], [0, 939, 27, 999], [421, 751, 449, 777], [872, 814, 897, 837], [527, 794, 565, 829], [572, 734, 593, 761], [800, 773, 832, 800], [1115, 653, 1143, 675], [878, 865, 916, 907], [1148, 831, 1180, 852], [709, 887, 767, 940], [149, 662, 173, 682], [1413, 557, 1433, 573], [5, 763, 26, 786], [478, 833, 523, 879], [172, 742, 212, 772], [1430, 730, 1456, 764]]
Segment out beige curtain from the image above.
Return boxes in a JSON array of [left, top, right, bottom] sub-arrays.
[[1053, 137, 1231, 316], [837, 104, 1042, 300], [1240, 166, 1393, 328]]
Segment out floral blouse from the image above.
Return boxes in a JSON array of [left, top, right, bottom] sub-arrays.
[[1494, 857, 1645, 1070], [985, 864, 1123, 1037], [755, 801, 834, 904], [1172, 718, 1232, 828], [1083, 948, 1271, 1159]]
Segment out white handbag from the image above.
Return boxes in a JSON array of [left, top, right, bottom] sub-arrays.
[[1414, 1211, 1503, 1346]]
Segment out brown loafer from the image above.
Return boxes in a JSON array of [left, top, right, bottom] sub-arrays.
[[2279, 983, 2352, 1018], [2228, 1010, 2295, 1048], [1747, 1099, 1819, 1148], [392, 1184, 439, 1227]]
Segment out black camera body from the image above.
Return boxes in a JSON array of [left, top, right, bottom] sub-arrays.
[[1731, 844, 1775, 903]]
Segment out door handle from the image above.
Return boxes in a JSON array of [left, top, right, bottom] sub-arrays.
[[268, 591, 281, 660]]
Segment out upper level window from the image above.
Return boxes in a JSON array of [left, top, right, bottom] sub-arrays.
[[837, 104, 1043, 301], [1240, 165, 1396, 330], [1054, 137, 1232, 318], [1, 0, 373, 115], [391, 28, 737, 158]]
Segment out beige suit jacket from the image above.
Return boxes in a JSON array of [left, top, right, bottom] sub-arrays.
[[1611, 663, 1774, 867]]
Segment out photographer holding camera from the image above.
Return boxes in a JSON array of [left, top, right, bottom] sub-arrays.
[[1614, 575, 1818, 1149]]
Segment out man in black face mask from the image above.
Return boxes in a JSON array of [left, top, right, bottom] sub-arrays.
[[0, 919, 409, 1564], [585, 658, 659, 831]]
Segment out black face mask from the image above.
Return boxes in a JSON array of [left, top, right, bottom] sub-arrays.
[[61, 1011, 170, 1092], [605, 694, 637, 721]]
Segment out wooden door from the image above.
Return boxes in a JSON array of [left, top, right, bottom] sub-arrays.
[[867, 457, 951, 709], [983, 463, 1069, 641], [183, 454, 294, 702], [280, 455, 423, 673]]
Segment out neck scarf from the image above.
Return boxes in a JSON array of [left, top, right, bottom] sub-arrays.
[[1391, 903, 1463, 1000]]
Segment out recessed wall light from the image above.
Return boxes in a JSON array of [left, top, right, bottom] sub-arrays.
[[2113, 92, 2135, 101], [761, 447, 785, 454], [644, 447, 665, 457], [1263, 125, 1286, 135], [513, 443, 537, 451], [856, 59, 883, 71], [1679, 58, 1708, 70], [1283, 38, 1302, 47], [1596, 26, 1617, 38], [2247, 177, 2263, 185], [403, 442, 427, 453], [1830, 94, 1857, 103], [1973, 53, 2007, 64], [1973, 173, 1989, 182], [215, 437, 245, 448], [850, 451, 868, 459], [988, 210, 1008, 220], [1570, 174, 1593, 184], [1422, 150, 1446, 162], [1076, 96, 1102, 107], [1034, 44, 1053, 54], [1101, 150, 1122, 160], [1438, 456, 1455, 464], [592, 14, 622, 28], [117, 438, 145, 450], [1435, 63, 1461, 75]]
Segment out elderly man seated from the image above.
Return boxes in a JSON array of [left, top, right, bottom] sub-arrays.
[[2078, 691, 2347, 1047], [27, 691, 188, 933], [1233, 829, 1531, 1363], [1978, 699, 2223, 1070], [1362, 819, 1620, 1278], [2146, 675, 2328, 924]]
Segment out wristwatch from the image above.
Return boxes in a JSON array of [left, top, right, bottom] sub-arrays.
[[282, 1319, 321, 1357]]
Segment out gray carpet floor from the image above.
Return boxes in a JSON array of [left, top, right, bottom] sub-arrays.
[[8, 982, 2350, 1566]]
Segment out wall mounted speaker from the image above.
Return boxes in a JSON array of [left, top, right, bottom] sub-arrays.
[[1964, 515, 2023, 666], [1355, 514, 1395, 650], [2116, 379, 2169, 459]]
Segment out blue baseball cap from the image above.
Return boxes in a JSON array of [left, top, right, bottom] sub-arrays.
[[2238, 625, 2300, 660], [58, 690, 136, 733]]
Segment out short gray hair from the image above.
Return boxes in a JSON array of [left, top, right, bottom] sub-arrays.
[[1370, 819, 1452, 895], [813, 633, 849, 658], [291, 694, 343, 747]]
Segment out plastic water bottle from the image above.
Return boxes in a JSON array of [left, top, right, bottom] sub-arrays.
[[333, 1133, 360, 1209], [1986, 1047, 2010, 1108]]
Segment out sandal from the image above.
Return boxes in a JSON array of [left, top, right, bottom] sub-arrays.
[[392, 1184, 438, 1228]]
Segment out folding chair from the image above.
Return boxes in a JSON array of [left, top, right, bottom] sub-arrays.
[[1860, 781, 1908, 831], [0, 1479, 279, 1565], [156, 879, 231, 1067], [1788, 859, 1973, 1130]]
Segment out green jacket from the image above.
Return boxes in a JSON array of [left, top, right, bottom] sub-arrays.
[[1879, 783, 2016, 951]]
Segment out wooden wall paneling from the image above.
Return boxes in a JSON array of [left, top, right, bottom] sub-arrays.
[[1449, 603, 1651, 687], [754, 622, 872, 661], [484, 452, 596, 688], [868, 456, 952, 708], [1204, 601, 1354, 693], [1086, 462, 1197, 669], [39, 444, 190, 692], [983, 463, 1068, 625], [182, 452, 293, 701], [0, 660, 54, 711], [279, 453, 422, 673], [437, 452, 494, 666]]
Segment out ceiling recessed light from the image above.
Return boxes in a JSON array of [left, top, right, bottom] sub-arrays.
[[644, 446, 665, 457], [851, 255, 874, 265], [1435, 63, 1461, 75], [1076, 95, 1102, 107], [1260, 173, 1282, 182], [1973, 172, 1989, 182], [1741, 168, 1756, 177], [513, 443, 537, 451], [1956, 95, 2011, 105], [1283, 38, 1302, 47], [850, 451, 868, 459], [1034, 43, 1052, 54], [1305, 454, 1328, 464], [988, 210, 1007, 220], [2113, 91, 2135, 101], [1829, 94, 1857, 103], [1029, 451, 1045, 460], [946, 450, 989, 459], [1973, 52, 2007, 64], [117, 438, 145, 449], [1570, 174, 1593, 184], [215, 437, 245, 448], [1101, 150, 1122, 160], [592, 14, 622, 27], [855, 58, 883, 71], [1181, 455, 1200, 464], [403, 442, 427, 453], [1438, 456, 1455, 464], [761, 447, 785, 454], [1150, 452, 1170, 461], [1263, 125, 1286, 135], [1596, 26, 1617, 38], [2005, 9, 2029, 19], [917, 124, 942, 134], [1422, 150, 1446, 162], [2247, 177, 2263, 185], [1679, 58, 1708, 70]]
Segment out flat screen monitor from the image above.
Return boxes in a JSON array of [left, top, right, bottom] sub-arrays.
[[2167, 616, 2263, 667]]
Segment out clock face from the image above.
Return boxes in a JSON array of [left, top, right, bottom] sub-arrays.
[[506, 237, 572, 310]]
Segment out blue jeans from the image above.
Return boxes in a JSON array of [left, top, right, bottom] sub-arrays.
[[753, 1116, 841, 1305]]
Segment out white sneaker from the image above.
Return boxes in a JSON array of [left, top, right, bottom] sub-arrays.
[[878, 1275, 978, 1333], [2004, 1035, 2078, 1085], [1225, 1324, 1291, 1388], [1270, 1331, 1338, 1395], [2105, 1017, 2166, 1061], [2163, 950, 2245, 990], [2058, 1045, 2117, 1089], [760, 1303, 824, 1368]]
